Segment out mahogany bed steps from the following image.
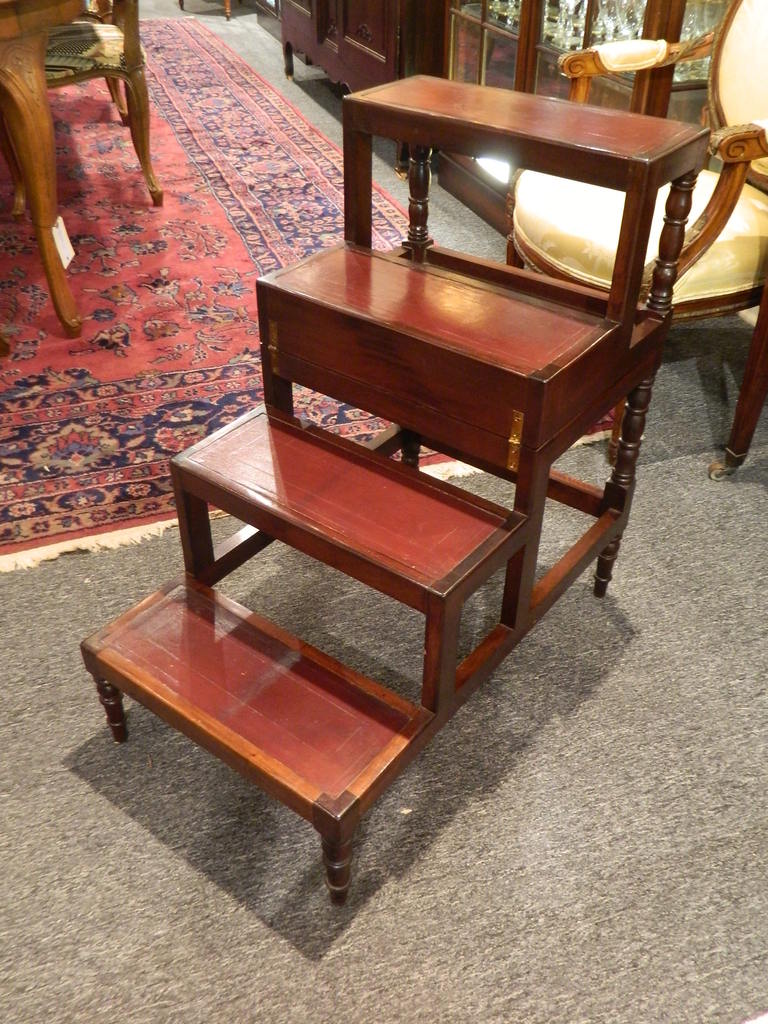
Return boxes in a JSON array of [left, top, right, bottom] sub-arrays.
[[80, 77, 709, 905]]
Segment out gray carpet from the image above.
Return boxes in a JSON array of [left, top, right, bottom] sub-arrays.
[[2, 6, 768, 1023]]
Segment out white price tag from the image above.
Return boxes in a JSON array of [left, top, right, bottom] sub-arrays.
[[52, 216, 75, 269]]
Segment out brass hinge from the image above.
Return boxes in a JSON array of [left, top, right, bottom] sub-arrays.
[[506, 410, 524, 471], [268, 320, 280, 376]]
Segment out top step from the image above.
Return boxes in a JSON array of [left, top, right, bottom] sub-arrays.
[[344, 76, 711, 191]]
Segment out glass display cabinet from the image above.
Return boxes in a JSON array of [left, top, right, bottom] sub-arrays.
[[441, 0, 728, 231]]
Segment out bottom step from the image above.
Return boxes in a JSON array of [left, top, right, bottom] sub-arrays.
[[81, 578, 432, 825]]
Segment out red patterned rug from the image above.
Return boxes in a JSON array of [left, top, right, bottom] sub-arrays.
[[0, 20, 408, 567]]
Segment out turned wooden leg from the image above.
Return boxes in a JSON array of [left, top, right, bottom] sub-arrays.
[[594, 376, 654, 597], [96, 679, 127, 742], [400, 429, 421, 468], [0, 33, 81, 337], [607, 399, 624, 465], [124, 68, 163, 207], [321, 836, 354, 905], [593, 537, 621, 598], [224, 0, 231, 18], [284, 42, 294, 79], [405, 144, 433, 263]]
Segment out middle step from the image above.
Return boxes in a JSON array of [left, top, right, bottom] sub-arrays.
[[171, 405, 529, 615]]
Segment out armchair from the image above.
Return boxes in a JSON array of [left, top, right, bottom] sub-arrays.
[[0, 0, 162, 216], [508, 0, 768, 476], [44, 0, 162, 208]]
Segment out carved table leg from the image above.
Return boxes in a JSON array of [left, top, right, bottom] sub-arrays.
[[95, 678, 128, 742], [594, 376, 654, 597], [321, 836, 354, 905], [0, 33, 81, 337]]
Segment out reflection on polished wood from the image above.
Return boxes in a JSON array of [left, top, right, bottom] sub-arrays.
[[0, 0, 85, 338]]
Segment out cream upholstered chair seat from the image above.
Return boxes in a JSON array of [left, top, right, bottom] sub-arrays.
[[45, 22, 131, 81], [513, 168, 768, 305]]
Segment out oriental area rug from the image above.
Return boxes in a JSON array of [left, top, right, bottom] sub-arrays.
[[0, 20, 408, 569]]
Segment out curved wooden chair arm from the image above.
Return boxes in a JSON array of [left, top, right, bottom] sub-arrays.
[[680, 124, 768, 277], [560, 33, 715, 103], [710, 122, 768, 163]]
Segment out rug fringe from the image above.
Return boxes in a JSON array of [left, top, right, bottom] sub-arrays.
[[421, 430, 610, 482], [573, 428, 612, 447], [421, 459, 482, 482], [0, 518, 180, 574]]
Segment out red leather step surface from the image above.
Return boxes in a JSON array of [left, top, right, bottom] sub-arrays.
[[265, 245, 609, 374], [177, 407, 520, 591], [87, 581, 427, 803]]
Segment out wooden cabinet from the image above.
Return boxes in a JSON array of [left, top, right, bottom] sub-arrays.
[[441, 0, 728, 232], [281, 0, 446, 93]]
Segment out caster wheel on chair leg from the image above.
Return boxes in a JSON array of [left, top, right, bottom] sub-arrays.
[[708, 448, 744, 481], [708, 458, 736, 481]]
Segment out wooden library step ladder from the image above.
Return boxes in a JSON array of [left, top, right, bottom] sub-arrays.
[[80, 76, 708, 904]]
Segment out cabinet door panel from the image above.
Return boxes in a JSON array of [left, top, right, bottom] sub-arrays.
[[342, 0, 390, 61], [281, 0, 443, 92], [319, 0, 340, 47]]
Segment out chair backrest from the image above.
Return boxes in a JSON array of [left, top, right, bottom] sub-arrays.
[[710, 0, 768, 128]]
